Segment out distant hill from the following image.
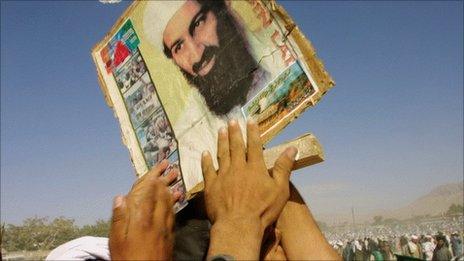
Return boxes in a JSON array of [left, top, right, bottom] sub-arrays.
[[383, 182, 463, 220], [316, 181, 463, 225]]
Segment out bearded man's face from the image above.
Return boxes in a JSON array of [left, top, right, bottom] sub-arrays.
[[163, 0, 257, 116]]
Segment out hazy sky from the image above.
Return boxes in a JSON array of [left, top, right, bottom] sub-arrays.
[[1, 1, 462, 225]]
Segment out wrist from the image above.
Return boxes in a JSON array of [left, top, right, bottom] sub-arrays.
[[277, 183, 310, 230], [213, 216, 263, 235], [208, 216, 264, 260]]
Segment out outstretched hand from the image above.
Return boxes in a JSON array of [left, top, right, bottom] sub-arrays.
[[202, 119, 297, 259], [109, 160, 180, 261]]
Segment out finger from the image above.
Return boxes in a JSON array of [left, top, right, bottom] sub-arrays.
[[274, 228, 282, 243], [153, 187, 174, 228], [127, 177, 167, 235], [166, 204, 175, 232], [172, 191, 182, 203], [141, 160, 170, 189], [128, 193, 155, 235], [160, 169, 178, 186], [151, 159, 169, 177], [272, 245, 287, 260], [228, 119, 246, 164], [272, 228, 282, 250], [109, 195, 127, 247], [153, 190, 176, 250], [272, 146, 297, 187], [201, 151, 217, 188], [246, 119, 264, 164], [261, 227, 279, 260], [217, 126, 230, 171], [131, 159, 169, 189], [262, 225, 276, 250]]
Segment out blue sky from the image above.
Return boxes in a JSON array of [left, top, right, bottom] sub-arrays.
[[1, 1, 462, 225]]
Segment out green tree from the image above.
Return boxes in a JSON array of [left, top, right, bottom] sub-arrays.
[[3, 216, 48, 251], [78, 219, 110, 237], [2, 217, 112, 252], [46, 217, 79, 249], [2, 216, 78, 251], [1, 222, 5, 255]]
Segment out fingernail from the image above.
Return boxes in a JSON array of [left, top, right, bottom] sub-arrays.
[[219, 127, 227, 135], [160, 159, 169, 166], [229, 119, 237, 126], [285, 146, 298, 160], [113, 195, 123, 209], [173, 191, 182, 200], [170, 171, 178, 179], [202, 150, 210, 158], [247, 118, 256, 125]]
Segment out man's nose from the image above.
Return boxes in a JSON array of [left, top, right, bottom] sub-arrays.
[[185, 36, 204, 65]]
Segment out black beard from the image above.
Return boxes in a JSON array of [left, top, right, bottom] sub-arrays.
[[182, 7, 258, 116]]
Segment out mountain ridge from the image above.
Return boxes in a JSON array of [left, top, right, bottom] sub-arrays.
[[316, 181, 463, 225]]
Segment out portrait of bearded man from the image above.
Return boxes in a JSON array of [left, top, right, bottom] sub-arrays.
[[141, 0, 301, 192], [143, 0, 271, 116]]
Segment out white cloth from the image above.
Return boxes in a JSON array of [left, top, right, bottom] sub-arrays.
[[422, 241, 435, 261], [46, 236, 109, 261], [354, 240, 363, 251], [143, 1, 186, 51]]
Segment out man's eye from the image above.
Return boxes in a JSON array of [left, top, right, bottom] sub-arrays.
[[194, 14, 206, 28], [194, 20, 203, 28], [173, 43, 183, 54]]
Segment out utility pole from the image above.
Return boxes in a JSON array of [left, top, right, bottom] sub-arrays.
[[351, 206, 356, 232]]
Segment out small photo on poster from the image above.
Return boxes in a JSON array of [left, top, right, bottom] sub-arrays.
[[114, 51, 147, 93], [124, 73, 160, 129], [242, 61, 316, 135], [101, 19, 140, 74], [162, 152, 181, 182], [136, 107, 177, 168]]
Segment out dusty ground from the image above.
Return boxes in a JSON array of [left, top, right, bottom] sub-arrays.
[[2, 250, 49, 260]]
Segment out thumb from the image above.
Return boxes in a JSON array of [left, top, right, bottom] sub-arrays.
[[272, 146, 297, 187], [109, 195, 127, 253]]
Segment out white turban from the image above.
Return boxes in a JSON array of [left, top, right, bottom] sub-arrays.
[[143, 1, 187, 51]]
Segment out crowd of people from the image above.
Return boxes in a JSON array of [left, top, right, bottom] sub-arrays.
[[327, 218, 463, 261]]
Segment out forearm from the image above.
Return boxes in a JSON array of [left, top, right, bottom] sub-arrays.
[[208, 217, 264, 260], [276, 183, 341, 260]]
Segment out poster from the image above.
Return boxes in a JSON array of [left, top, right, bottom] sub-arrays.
[[92, 0, 333, 203]]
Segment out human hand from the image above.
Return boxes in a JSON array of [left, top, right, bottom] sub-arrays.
[[261, 228, 287, 260], [201, 119, 297, 259], [109, 160, 181, 261]]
